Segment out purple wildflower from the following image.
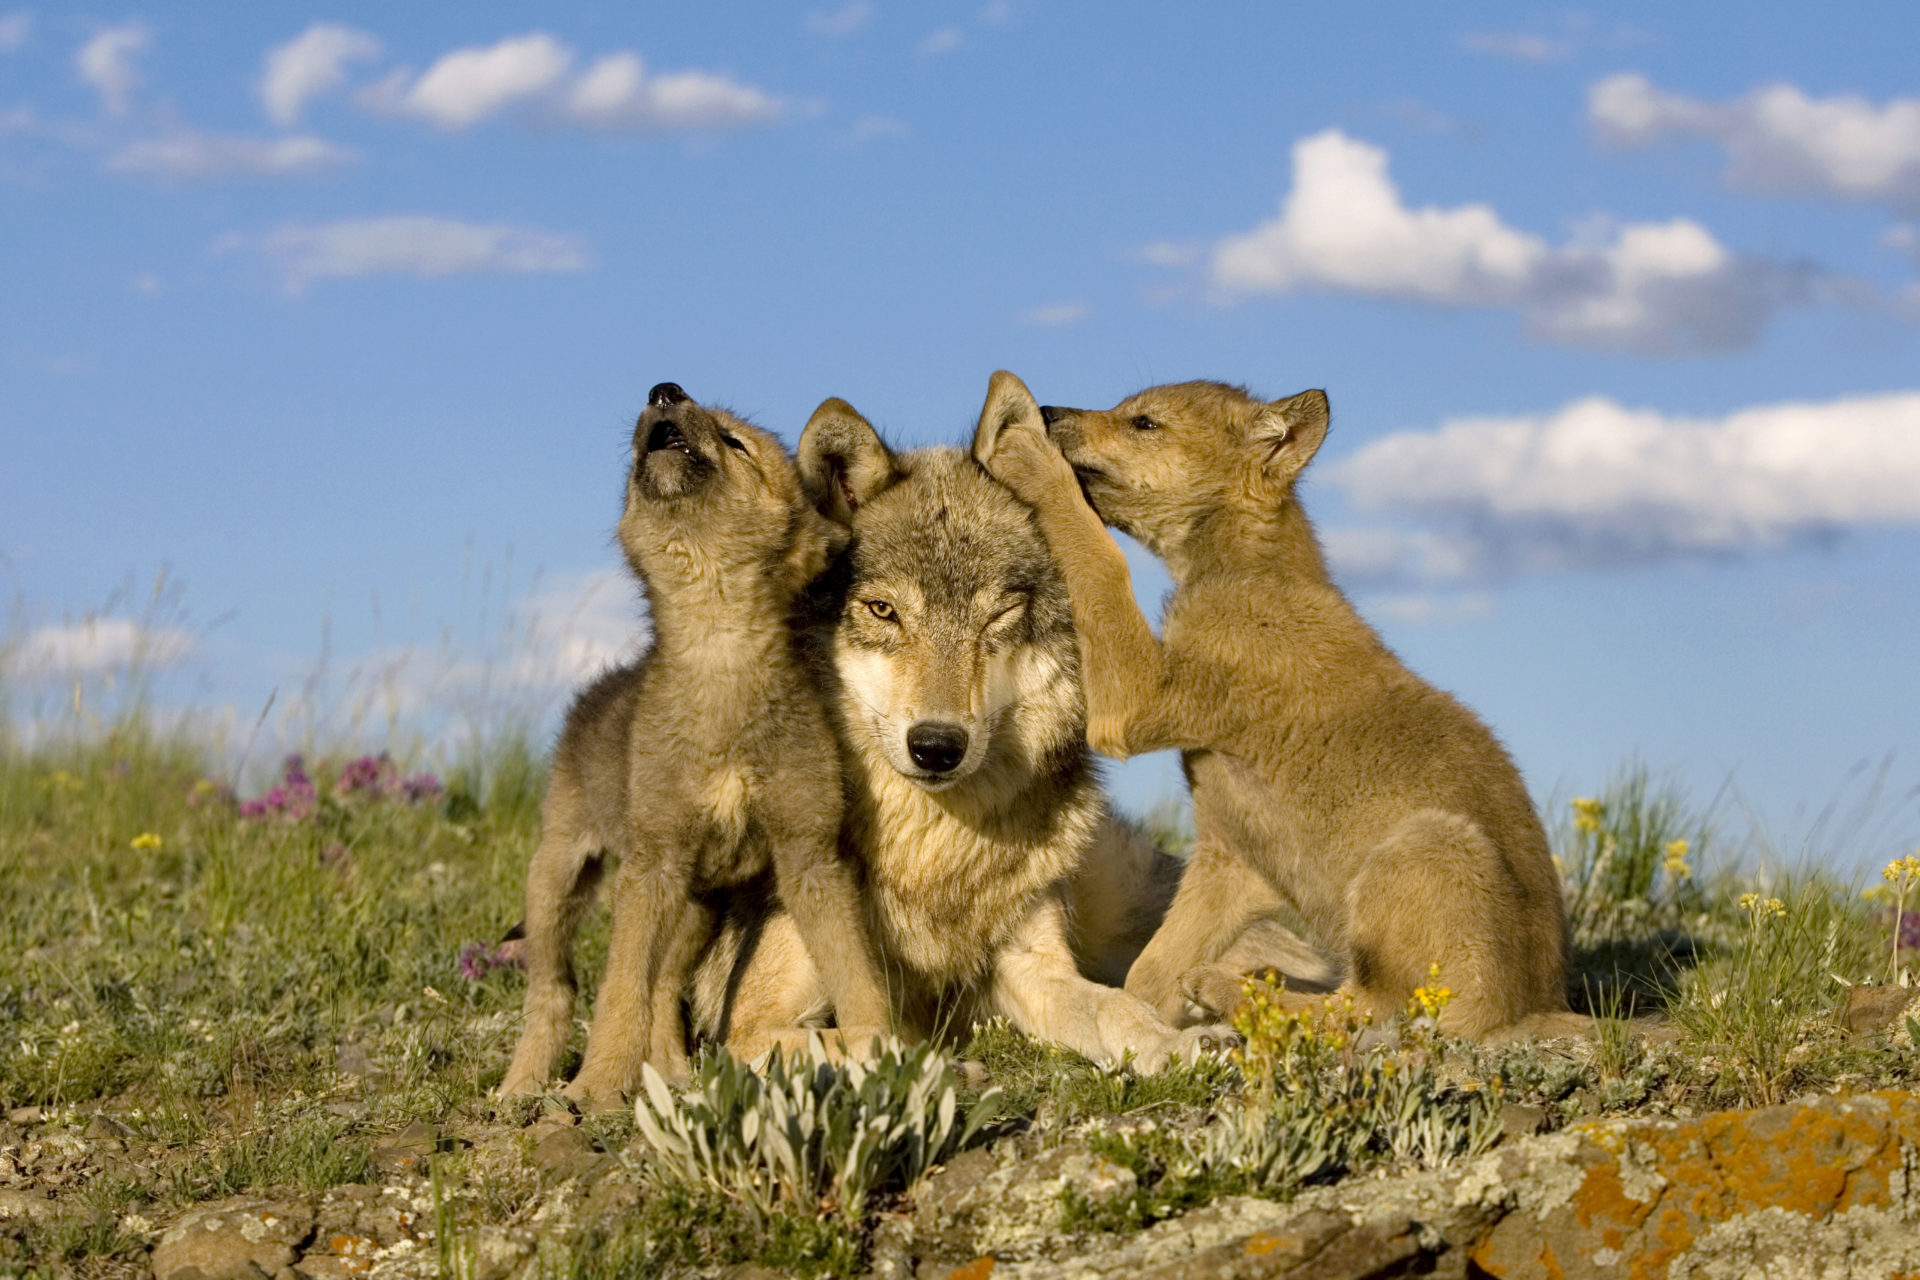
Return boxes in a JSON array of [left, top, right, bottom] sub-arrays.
[[401, 772, 443, 804], [458, 942, 491, 981]]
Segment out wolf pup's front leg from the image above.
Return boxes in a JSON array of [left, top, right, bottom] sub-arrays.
[[977, 370, 1191, 759]]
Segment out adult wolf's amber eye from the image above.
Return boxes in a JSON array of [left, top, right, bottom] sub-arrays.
[[865, 599, 897, 621], [1130, 415, 1159, 431]]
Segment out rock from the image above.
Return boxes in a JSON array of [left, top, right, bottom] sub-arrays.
[[84, 1112, 130, 1141], [150, 1195, 315, 1280], [0, 1188, 56, 1223], [1497, 1103, 1548, 1139], [901, 1091, 1920, 1279], [1842, 983, 1917, 1034], [912, 1141, 1139, 1263], [530, 1124, 611, 1184], [7, 1105, 43, 1126], [373, 1120, 437, 1174]]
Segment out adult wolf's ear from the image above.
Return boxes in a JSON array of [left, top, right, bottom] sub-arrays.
[[799, 398, 898, 525], [972, 370, 1045, 466], [1249, 389, 1330, 486]]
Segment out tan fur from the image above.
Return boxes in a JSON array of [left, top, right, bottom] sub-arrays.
[[687, 395, 1326, 1071], [497, 386, 890, 1104], [976, 372, 1569, 1037]]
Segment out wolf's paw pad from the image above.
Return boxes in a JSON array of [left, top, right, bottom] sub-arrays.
[[1176, 1022, 1240, 1060]]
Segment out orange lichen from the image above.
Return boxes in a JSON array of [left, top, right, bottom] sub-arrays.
[[949, 1257, 995, 1280]]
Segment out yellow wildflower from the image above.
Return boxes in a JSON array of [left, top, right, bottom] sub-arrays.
[[130, 832, 163, 852], [1662, 838, 1691, 880], [1571, 797, 1603, 834], [45, 770, 82, 793]]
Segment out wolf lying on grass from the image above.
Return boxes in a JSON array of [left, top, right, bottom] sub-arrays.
[[497, 383, 892, 1103], [685, 391, 1332, 1070], [977, 372, 1574, 1038]]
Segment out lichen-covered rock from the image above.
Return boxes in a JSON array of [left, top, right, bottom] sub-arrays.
[[910, 1140, 1138, 1264], [149, 1194, 315, 1280], [911, 1091, 1920, 1280], [1470, 1090, 1920, 1279]]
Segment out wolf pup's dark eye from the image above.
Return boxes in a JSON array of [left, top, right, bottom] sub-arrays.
[[722, 435, 748, 452], [865, 599, 897, 622], [1130, 415, 1159, 432]]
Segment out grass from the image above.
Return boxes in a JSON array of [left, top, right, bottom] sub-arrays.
[[0, 709, 1915, 1274]]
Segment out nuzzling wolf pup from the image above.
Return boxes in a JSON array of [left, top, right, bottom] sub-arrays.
[[977, 373, 1574, 1038], [687, 391, 1325, 1071], [497, 383, 892, 1104]]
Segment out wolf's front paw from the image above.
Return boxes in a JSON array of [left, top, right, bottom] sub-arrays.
[[981, 419, 1080, 505]]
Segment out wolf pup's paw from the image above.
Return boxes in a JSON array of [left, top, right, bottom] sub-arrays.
[[980, 416, 1080, 507], [1175, 1022, 1240, 1061]]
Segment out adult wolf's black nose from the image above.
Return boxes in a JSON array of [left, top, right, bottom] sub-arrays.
[[649, 382, 690, 407], [906, 722, 969, 774], [1039, 405, 1070, 425]]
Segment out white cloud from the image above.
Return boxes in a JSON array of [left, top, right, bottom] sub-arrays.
[[260, 23, 382, 126], [233, 216, 588, 293], [1205, 129, 1807, 354], [1137, 241, 1202, 268], [0, 11, 31, 53], [75, 22, 148, 116], [1590, 73, 1920, 213], [920, 26, 963, 54], [363, 31, 781, 133], [368, 32, 571, 129], [1459, 31, 1568, 63], [5, 619, 192, 678], [1323, 390, 1920, 584], [1364, 592, 1495, 624], [980, 2, 1016, 24], [108, 128, 355, 180], [1019, 301, 1090, 327], [807, 2, 875, 37], [562, 52, 779, 131]]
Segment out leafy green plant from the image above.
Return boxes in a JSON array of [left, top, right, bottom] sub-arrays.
[[634, 1035, 995, 1222]]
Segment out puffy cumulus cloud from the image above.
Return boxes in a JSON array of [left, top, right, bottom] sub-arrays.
[[1322, 391, 1920, 585], [259, 23, 382, 126], [562, 52, 779, 131], [75, 22, 148, 116], [231, 215, 587, 293], [364, 31, 781, 133], [1206, 129, 1809, 354], [108, 127, 355, 180], [5, 619, 192, 678], [366, 31, 571, 129], [1590, 73, 1920, 213]]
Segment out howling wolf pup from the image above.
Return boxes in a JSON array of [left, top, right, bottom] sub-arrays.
[[977, 372, 1571, 1037], [686, 391, 1310, 1071], [498, 383, 892, 1103]]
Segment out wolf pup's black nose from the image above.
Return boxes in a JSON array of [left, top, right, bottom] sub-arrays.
[[649, 382, 690, 407], [906, 722, 969, 774], [1039, 405, 1068, 425]]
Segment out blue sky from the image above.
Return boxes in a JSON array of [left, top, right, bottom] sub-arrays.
[[4, 2, 1918, 869]]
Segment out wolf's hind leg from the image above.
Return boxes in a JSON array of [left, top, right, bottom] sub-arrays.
[[499, 786, 604, 1097], [1125, 841, 1276, 1025], [1344, 809, 1530, 1037], [1178, 917, 1341, 1022]]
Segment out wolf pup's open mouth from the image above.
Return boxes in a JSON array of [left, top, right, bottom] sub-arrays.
[[646, 419, 693, 457]]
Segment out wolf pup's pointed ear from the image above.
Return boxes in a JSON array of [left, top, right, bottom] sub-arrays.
[[799, 398, 898, 525], [1249, 389, 1330, 485], [973, 370, 1044, 465]]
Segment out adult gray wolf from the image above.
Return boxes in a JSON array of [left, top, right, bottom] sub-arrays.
[[689, 390, 1331, 1070], [497, 383, 891, 1103], [976, 372, 1571, 1037]]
